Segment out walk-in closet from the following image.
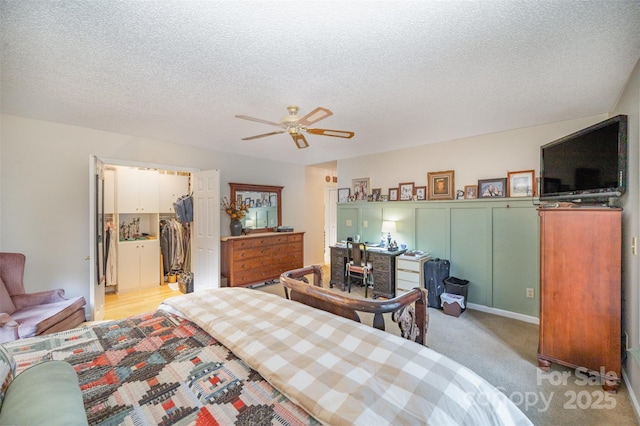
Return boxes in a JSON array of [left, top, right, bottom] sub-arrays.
[[103, 166, 192, 295]]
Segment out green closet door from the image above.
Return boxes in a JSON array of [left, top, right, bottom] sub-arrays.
[[450, 207, 489, 306], [415, 207, 447, 258], [492, 205, 539, 317]]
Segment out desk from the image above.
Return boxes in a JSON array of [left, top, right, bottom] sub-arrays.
[[330, 245, 406, 299]]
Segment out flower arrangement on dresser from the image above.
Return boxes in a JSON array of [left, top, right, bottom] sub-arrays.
[[221, 196, 249, 236], [221, 197, 249, 220]]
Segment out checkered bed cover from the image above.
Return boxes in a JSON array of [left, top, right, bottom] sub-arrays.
[[163, 288, 533, 426]]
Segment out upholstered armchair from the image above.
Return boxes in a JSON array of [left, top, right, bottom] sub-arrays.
[[0, 252, 86, 343]]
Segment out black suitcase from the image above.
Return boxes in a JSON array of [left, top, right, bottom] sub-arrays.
[[424, 258, 450, 308]]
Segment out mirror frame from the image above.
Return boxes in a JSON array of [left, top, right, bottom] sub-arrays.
[[229, 182, 283, 233]]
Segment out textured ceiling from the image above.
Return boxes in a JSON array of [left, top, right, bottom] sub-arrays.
[[1, 1, 639, 166]]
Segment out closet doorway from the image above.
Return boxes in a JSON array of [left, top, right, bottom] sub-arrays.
[[89, 156, 220, 321]]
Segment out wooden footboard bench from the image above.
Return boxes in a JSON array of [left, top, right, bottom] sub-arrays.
[[281, 265, 429, 345]]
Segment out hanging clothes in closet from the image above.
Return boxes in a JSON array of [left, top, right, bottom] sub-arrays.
[[105, 221, 117, 286], [160, 218, 188, 274]]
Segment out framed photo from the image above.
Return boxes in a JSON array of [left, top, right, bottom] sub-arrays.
[[464, 185, 478, 199], [338, 188, 350, 203], [415, 186, 426, 200], [507, 170, 535, 197], [478, 178, 507, 198], [380, 195, 388, 202], [427, 170, 455, 200], [372, 188, 382, 201], [399, 182, 415, 201], [389, 188, 399, 201], [352, 177, 370, 201]]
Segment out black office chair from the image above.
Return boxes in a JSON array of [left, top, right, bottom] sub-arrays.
[[346, 241, 373, 298]]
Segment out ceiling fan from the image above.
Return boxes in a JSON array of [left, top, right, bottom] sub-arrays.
[[235, 105, 355, 149]]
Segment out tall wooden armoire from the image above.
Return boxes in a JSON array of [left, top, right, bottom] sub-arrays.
[[538, 208, 621, 391]]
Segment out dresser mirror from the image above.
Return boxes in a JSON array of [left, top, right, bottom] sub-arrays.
[[229, 183, 283, 232]]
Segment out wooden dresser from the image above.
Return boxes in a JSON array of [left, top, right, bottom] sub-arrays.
[[538, 208, 621, 390], [221, 232, 304, 287]]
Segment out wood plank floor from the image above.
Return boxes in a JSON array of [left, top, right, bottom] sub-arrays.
[[104, 284, 181, 320], [104, 266, 333, 321]]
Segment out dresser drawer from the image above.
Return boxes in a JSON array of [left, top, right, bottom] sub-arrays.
[[287, 234, 304, 243], [371, 256, 390, 272], [233, 268, 272, 286], [233, 256, 271, 271], [252, 236, 282, 247], [271, 242, 302, 256], [264, 234, 289, 245], [232, 247, 271, 261], [231, 239, 255, 249], [397, 259, 420, 272], [397, 269, 420, 284]]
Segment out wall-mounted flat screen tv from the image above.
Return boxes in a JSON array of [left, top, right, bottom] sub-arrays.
[[540, 115, 627, 202]]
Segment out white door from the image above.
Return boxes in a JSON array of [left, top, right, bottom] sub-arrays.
[[192, 169, 221, 290], [89, 155, 106, 321]]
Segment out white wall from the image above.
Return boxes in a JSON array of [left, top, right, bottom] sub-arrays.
[[615, 58, 640, 416], [0, 114, 328, 305], [337, 114, 608, 192]]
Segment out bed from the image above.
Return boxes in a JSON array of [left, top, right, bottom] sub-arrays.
[[1, 266, 532, 425]]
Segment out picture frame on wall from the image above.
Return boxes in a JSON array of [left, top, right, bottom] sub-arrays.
[[338, 188, 350, 203], [415, 186, 426, 200], [478, 178, 507, 198], [464, 185, 478, 199], [352, 177, 370, 201], [372, 188, 382, 201], [427, 170, 455, 200], [507, 170, 535, 197], [399, 182, 415, 201], [389, 188, 399, 201]]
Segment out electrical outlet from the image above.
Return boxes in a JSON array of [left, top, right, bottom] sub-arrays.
[[526, 288, 534, 298], [346, 219, 352, 226]]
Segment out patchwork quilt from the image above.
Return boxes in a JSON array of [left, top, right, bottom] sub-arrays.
[[2, 311, 317, 425]]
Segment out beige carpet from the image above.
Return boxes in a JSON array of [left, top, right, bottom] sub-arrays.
[[254, 280, 638, 426]]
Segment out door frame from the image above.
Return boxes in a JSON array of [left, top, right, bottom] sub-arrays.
[[324, 187, 338, 265], [88, 156, 201, 320]]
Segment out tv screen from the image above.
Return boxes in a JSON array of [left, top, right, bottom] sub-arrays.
[[540, 115, 627, 201]]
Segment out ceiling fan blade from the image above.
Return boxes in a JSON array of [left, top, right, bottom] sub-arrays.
[[235, 114, 282, 127], [306, 128, 355, 139], [298, 107, 333, 126], [291, 133, 309, 149], [241, 130, 286, 140]]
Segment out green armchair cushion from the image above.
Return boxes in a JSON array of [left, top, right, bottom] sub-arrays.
[[0, 345, 15, 411], [0, 361, 87, 425]]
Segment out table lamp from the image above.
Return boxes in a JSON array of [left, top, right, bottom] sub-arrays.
[[381, 221, 397, 247]]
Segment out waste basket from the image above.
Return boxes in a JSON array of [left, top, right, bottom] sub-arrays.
[[444, 277, 469, 311]]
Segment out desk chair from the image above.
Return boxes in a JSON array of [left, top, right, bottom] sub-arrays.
[[346, 242, 373, 298]]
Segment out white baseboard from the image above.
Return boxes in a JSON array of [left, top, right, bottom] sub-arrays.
[[466, 302, 540, 325], [623, 364, 640, 423]]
